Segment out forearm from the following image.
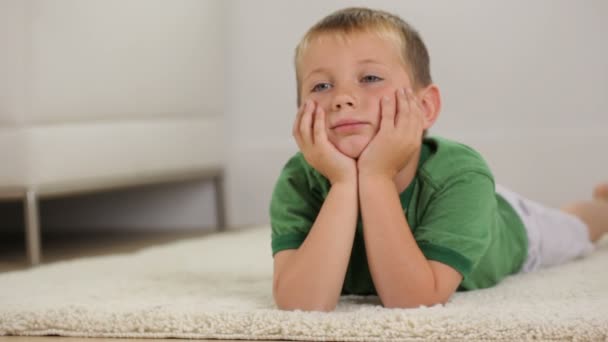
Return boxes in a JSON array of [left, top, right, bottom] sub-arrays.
[[359, 175, 438, 308], [274, 181, 358, 311]]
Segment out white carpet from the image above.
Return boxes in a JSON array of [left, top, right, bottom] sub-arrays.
[[1, 226, 607, 341]]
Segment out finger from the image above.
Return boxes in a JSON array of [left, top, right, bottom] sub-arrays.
[[313, 105, 326, 145], [380, 92, 396, 130], [293, 100, 307, 135], [292, 101, 306, 135], [395, 87, 409, 127], [408, 88, 425, 131], [299, 100, 315, 147], [293, 100, 310, 148], [405, 88, 424, 138]]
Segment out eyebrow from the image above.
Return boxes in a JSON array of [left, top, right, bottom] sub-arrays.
[[303, 59, 387, 82], [357, 58, 385, 66]]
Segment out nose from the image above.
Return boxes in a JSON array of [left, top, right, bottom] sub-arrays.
[[331, 91, 357, 112]]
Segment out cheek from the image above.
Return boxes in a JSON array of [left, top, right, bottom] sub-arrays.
[[366, 84, 404, 121], [362, 90, 388, 125], [305, 94, 331, 115]]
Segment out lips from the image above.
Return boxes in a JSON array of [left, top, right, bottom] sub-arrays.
[[331, 119, 368, 129]]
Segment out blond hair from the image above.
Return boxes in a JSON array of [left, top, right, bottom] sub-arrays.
[[294, 7, 432, 106]]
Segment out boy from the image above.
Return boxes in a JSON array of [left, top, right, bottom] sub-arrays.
[[269, 7, 608, 312]]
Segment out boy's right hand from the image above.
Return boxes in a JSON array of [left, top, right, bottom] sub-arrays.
[[293, 100, 357, 185]]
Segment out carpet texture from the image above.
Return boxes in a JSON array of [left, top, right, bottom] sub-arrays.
[[1, 226, 607, 341]]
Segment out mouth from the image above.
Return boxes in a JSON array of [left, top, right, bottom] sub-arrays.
[[331, 120, 368, 130]]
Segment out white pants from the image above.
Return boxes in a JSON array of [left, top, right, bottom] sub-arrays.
[[495, 184, 595, 273]]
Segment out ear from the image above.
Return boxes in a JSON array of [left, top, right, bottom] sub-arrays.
[[419, 84, 441, 130]]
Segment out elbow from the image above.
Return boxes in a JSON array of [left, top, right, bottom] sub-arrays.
[[274, 299, 337, 312], [273, 289, 338, 312], [382, 292, 450, 309], [273, 281, 337, 312]]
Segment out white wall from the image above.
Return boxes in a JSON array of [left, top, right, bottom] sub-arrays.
[[225, 0, 608, 226], [8, 0, 225, 124], [0, 0, 28, 125]]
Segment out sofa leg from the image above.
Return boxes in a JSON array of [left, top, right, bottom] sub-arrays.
[[24, 189, 42, 266], [214, 172, 226, 231]]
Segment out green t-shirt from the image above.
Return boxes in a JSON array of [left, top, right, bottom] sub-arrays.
[[270, 136, 528, 294]]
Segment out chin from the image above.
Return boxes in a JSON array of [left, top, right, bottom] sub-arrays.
[[334, 136, 371, 159], [339, 147, 363, 159]]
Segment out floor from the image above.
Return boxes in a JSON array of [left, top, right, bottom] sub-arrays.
[[0, 229, 212, 273], [0, 338, 277, 342], [0, 228, 282, 342]]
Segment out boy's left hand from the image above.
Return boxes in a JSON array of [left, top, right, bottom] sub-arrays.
[[358, 88, 424, 180]]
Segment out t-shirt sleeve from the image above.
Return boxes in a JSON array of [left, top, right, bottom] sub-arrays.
[[269, 155, 324, 256], [414, 172, 496, 278]]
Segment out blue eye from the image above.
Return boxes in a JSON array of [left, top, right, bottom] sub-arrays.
[[361, 75, 383, 83], [311, 83, 332, 92]]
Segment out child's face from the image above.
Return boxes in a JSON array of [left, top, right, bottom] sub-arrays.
[[298, 31, 414, 159]]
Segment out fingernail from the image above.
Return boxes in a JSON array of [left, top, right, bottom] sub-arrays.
[[399, 88, 405, 95], [383, 96, 390, 102]]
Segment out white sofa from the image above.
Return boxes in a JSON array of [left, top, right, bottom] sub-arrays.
[[0, 0, 226, 265]]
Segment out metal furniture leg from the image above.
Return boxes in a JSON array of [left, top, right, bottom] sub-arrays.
[[214, 172, 226, 231], [24, 189, 41, 265]]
